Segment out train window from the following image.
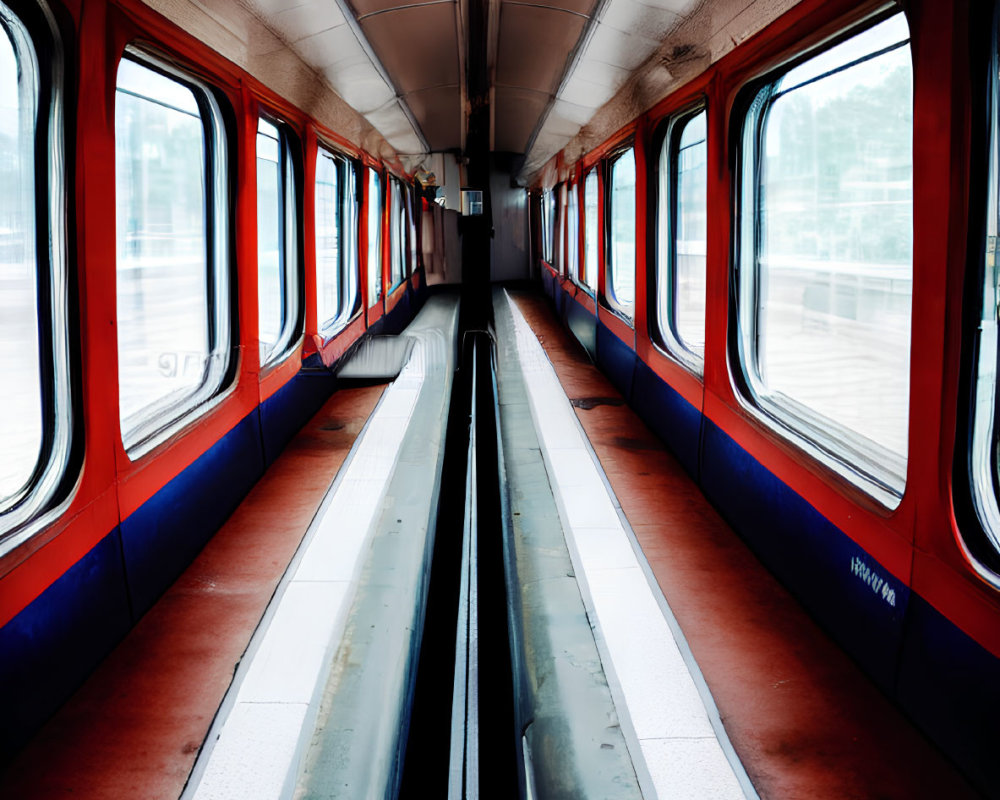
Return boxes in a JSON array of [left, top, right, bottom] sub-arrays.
[[0, 1, 72, 540], [406, 184, 418, 274], [389, 177, 406, 290], [366, 167, 382, 305], [657, 106, 707, 370], [256, 117, 300, 367], [541, 189, 555, 263], [554, 185, 563, 273], [315, 148, 359, 334], [969, 32, 1000, 555], [115, 51, 231, 455], [608, 148, 636, 319], [567, 182, 579, 282], [583, 169, 598, 292], [735, 13, 912, 503]]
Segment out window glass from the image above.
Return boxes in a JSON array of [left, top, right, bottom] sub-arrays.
[[658, 108, 707, 366], [738, 13, 912, 499], [583, 170, 598, 291], [367, 167, 382, 305], [316, 149, 359, 333], [407, 184, 418, 274], [556, 184, 566, 274], [389, 177, 405, 289], [316, 148, 340, 328], [115, 54, 229, 452], [541, 189, 555, 263], [0, 1, 71, 543], [343, 162, 360, 316], [0, 18, 40, 506], [256, 117, 299, 365], [609, 148, 636, 317], [970, 30, 1000, 554], [567, 183, 579, 282]]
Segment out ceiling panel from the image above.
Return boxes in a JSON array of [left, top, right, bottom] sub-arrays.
[[504, 0, 598, 16], [600, 0, 682, 41], [494, 86, 549, 152], [351, 0, 456, 18], [360, 4, 461, 95], [293, 25, 359, 69], [267, 1, 347, 42], [365, 101, 426, 152], [586, 23, 658, 71], [405, 86, 463, 150], [496, 5, 585, 93], [323, 58, 397, 113]]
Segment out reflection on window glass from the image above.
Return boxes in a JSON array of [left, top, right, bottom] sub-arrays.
[[367, 168, 382, 305], [740, 13, 912, 497], [316, 150, 360, 333], [406, 185, 418, 273], [256, 118, 281, 362], [0, 17, 40, 507], [567, 184, 579, 282], [389, 178, 405, 288], [658, 109, 707, 365], [556, 185, 566, 273], [316, 149, 340, 328], [541, 189, 555, 263], [970, 31, 1000, 554], [609, 149, 636, 316], [583, 170, 598, 291], [115, 54, 228, 451]]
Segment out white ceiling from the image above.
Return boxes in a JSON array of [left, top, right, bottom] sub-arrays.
[[162, 0, 801, 181]]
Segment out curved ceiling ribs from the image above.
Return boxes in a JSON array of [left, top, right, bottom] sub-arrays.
[[235, 0, 801, 181], [243, 0, 464, 158]]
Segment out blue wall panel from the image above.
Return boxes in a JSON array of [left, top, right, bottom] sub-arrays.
[[553, 280, 566, 320], [565, 297, 597, 361], [596, 322, 637, 402], [631, 360, 701, 481], [541, 268, 556, 300], [896, 595, 1000, 798], [260, 370, 338, 467], [699, 419, 909, 693], [120, 411, 266, 618], [381, 291, 412, 336], [0, 529, 131, 761]]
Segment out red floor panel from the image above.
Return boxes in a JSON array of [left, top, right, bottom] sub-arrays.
[[0, 385, 384, 800], [509, 291, 978, 800]]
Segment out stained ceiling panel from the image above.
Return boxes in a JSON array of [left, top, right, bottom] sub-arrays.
[[496, 5, 586, 93], [360, 4, 461, 95], [601, 0, 683, 41], [518, 0, 704, 177]]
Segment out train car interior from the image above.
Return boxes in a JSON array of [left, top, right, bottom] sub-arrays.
[[2, 0, 1000, 796]]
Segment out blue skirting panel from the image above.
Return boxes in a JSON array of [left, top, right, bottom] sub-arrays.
[[381, 290, 412, 336], [699, 418, 909, 693], [564, 294, 597, 361], [596, 322, 637, 402], [631, 360, 701, 481], [0, 289, 428, 763], [0, 528, 131, 761], [260, 370, 338, 467], [120, 410, 266, 618], [896, 595, 1000, 798], [541, 268, 556, 301]]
